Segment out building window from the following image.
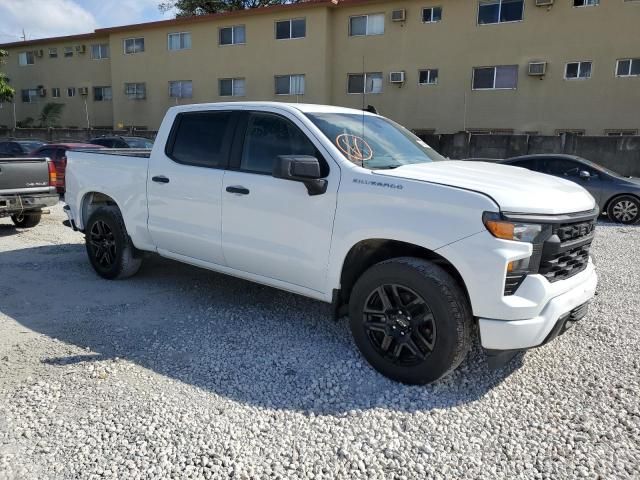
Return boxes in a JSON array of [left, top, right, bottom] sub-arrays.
[[124, 38, 145, 54], [349, 14, 385, 36], [419, 69, 439, 85], [21, 89, 38, 103], [606, 130, 638, 136], [275, 74, 305, 95], [64, 47, 73, 58], [125, 83, 146, 99], [67, 87, 76, 97], [565, 61, 592, 79], [478, 0, 524, 25], [616, 58, 640, 77], [219, 78, 246, 97], [219, 25, 246, 45], [422, 7, 442, 23], [574, 0, 599, 6], [18, 52, 35, 66], [275, 18, 306, 39], [472, 65, 518, 89], [48, 48, 58, 58], [556, 129, 585, 136], [51, 87, 60, 98], [347, 73, 383, 94], [169, 80, 193, 98], [91, 44, 110, 59], [94, 86, 112, 101], [168, 32, 192, 51]]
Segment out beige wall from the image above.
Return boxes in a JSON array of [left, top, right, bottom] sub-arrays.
[[1, 0, 639, 134]]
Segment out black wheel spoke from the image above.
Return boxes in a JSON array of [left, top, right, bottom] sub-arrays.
[[380, 335, 393, 352], [413, 329, 435, 352], [390, 285, 404, 309], [404, 337, 426, 360], [364, 319, 387, 334], [391, 343, 403, 360], [376, 286, 393, 311]]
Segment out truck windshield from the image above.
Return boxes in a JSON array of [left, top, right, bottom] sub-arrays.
[[305, 112, 446, 169]]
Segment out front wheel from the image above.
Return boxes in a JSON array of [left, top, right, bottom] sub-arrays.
[[607, 195, 640, 224], [349, 257, 472, 385], [85, 206, 143, 280], [11, 211, 42, 228]]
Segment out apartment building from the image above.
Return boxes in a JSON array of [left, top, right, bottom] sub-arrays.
[[1, 0, 639, 135]]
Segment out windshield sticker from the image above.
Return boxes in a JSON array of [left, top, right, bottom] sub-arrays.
[[336, 134, 373, 165]]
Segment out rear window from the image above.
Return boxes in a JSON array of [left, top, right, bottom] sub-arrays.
[[167, 111, 234, 168]]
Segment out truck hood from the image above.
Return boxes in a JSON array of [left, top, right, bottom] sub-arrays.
[[376, 160, 596, 215]]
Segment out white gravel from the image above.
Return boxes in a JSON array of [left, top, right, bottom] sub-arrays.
[[0, 204, 639, 479]]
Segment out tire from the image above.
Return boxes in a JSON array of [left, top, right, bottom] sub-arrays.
[[11, 211, 42, 228], [607, 195, 640, 225], [84, 206, 143, 280], [348, 257, 472, 385]]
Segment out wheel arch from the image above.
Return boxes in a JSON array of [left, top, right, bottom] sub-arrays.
[[80, 191, 122, 230]]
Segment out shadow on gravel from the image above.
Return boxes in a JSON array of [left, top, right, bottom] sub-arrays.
[[2, 243, 524, 414], [0, 224, 18, 237]]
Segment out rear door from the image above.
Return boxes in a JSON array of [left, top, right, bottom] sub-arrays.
[[221, 110, 339, 292], [146, 110, 238, 265]]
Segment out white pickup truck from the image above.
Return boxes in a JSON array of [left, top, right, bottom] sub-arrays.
[[64, 102, 598, 384]]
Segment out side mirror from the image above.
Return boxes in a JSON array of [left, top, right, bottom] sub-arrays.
[[579, 170, 592, 179], [273, 155, 328, 196]]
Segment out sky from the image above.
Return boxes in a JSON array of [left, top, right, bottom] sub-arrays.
[[0, 0, 176, 42]]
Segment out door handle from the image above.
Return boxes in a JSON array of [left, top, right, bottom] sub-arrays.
[[226, 186, 250, 195], [152, 175, 170, 184]]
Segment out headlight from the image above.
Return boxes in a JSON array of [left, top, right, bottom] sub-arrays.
[[482, 212, 543, 243]]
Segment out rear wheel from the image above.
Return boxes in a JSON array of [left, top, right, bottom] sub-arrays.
[[607, 195, 640, 224], [85, 206, 142, 279], [348, 257, 472, 385], [11, 211, 42, 228]]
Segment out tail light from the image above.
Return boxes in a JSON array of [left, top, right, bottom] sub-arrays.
[[47, 160, 57, 187]]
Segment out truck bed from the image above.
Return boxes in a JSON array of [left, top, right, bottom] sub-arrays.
[[0, 157, 53, 194]]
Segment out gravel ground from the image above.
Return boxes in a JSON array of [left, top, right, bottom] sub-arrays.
[[0, 204, 639, 480]]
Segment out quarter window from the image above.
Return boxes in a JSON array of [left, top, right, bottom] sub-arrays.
[[93, 86, 112, 101], [348, 73, 383, 94], [91, 44, 110, 59], [276, 18, 306, 39], [168, 111, 235, 168], [49, 48, 58, 58], [349, 14, 385, 36], [240, 113, 317, 174], [124, 38, 145, 54], [422, 7, 442, 22], [219, 78, 246, 97], [275, 75, 305, 95], [478, 0, 524, 25], [616, 58, 640, 77], [125, 83, 146, 99], [219, 26, 246, 45], [64, 47, 73, 58], [169, 80, 193, 98], [565, 61, 592, 79], [472, 65, 518, 89], [21, 89, 38, 103], [18, 52, 35, 65], [419, 69, 439, 85], [168, 32, 192, 51]]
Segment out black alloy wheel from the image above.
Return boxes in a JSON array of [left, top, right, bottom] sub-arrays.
[[88, 219, 118, 270]]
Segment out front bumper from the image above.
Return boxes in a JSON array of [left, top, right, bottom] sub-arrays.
[[478, 262, 597, 350]]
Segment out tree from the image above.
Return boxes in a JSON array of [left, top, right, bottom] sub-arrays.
[[38, 103, 65, 127], [159, 0, 305, 17], [0, 49, 15, 103]]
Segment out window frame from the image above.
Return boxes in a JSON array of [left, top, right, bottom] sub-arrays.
[[347, 72, 384, 94], [51, 87, 61, 98], [219, 25, 246, 46], [18, 52, 35, 66], [167, 32, 192, 51], [21, 88, 39, 103], [93, 86, 112, 102], [477, 0, 525, 26], [48, 48, 58, 58], [274, 74, 305, 96], [615, 58, 640, 77], [168, 80, 193, 99], [418, 69, 439, 85], [275, 18, 306, 40], [349, 13, 385, 37], [472, 65, 518, 90], [605, 129, 638, 136], [421, 7, 443, 23], [64, 47, 73, 58], [219, 78, 246, 97], [123, 37, 145, 55], [91, 43, 110, 60], [67, 87, 76, 97], [164, 110, 239, 170], [564, 61, 593, 80], [124, 82, 146, 100], [573, 0, 599, 7]]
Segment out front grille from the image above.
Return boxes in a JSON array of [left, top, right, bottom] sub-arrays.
[[504, 272, 527, 295], [539, 243, 591, 282], [538, 219, 595, 283], [556, 221, 596, 242]]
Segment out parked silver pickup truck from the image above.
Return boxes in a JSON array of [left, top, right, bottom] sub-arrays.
[[0, 157, 59, 228]]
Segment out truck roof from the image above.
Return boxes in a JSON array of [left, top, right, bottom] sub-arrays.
[[167, 102, 377, 116]]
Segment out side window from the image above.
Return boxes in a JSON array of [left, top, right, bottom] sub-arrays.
[[543, 159, 581, 176], [9, 143, 22, 154], [167, 111, 234, 168], [240, 112, 317, 175], [37, 148, 55, 159]]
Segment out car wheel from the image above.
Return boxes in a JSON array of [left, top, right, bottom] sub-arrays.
[[607, 195, 640, 224], [11, 211, 42, 228], [85, 206, 143, 280], [348, 257, 472, 385]]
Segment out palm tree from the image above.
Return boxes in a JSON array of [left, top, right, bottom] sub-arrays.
[[38, 102, 65, 127]]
